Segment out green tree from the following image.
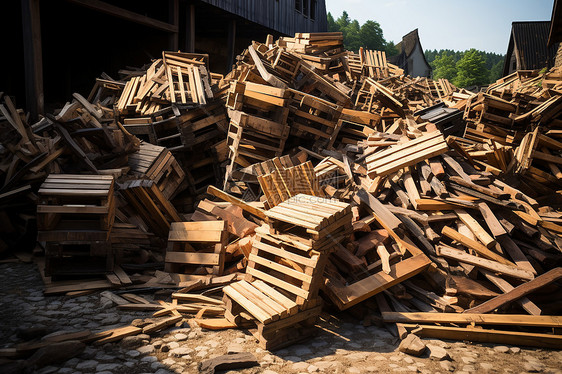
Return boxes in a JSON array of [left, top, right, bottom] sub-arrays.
[[327, 12, 337, 32], [454, 49, 489, 87], [431, 52, 457, 81], [343, 19, 362, 52], [385, 41, 398, 57], [359, 20, 385, 51], [489, 59, 504, 82]]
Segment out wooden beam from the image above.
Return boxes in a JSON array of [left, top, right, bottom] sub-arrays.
[[21, 0, 44, 120], [168, 0, 179, 50], [206, 185, 267, 220], [186, 3, 195, 53], [399, 323, 562, 349], [64, 0, 178, 33], [436, 245, 534, 281], [465, 267, 562, 314], [382, 312, 562, 328]]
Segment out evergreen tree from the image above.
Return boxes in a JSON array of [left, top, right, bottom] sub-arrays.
[[359, 20, 385, 51], [454, 49, 489, 87]]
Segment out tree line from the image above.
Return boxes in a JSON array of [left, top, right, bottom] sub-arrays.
[[425, 49, 505, 87], [326, 11, 506, 88]]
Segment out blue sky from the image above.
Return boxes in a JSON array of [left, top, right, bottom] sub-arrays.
[[325, 0, 554, 54]]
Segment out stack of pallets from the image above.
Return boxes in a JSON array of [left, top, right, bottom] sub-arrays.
[[223, 194, 352, 349], [37, 174, 116, 276]]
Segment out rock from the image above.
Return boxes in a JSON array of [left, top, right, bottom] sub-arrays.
[[480, 363, 494, 371], [198, 353, 258, 374], [131, 318, 152, 327], [170, 347, 194, 357], [174, 333, 188, 341], [493, 345, 510, 353], [461, 356, 477, 364], [227, 343, 244, 354], [262, 370, 279, 374], [75, 359, 99, 370], [398, 334, 426, 356], [0, 360, 26, 374], [523, 361, 544, 372], [510, 347, 521, 354], [440, 361, 455, 372], [25, 341, 86, 369], [292, 362, 309, 371], [137, 345, 155, 355], [426, 344, 450, 361], [96, 363, 121, 371], [121, 336, 144, 349], [126, 350, 141, 358]]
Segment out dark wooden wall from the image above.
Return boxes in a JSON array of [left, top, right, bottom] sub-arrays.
[[200, 0, 327, 35]]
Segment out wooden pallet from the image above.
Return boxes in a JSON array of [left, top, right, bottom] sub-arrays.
[[176, 102, 228, 148], [256, 158, 320, 208], [165, 221, 228, 275], [226, 81, 290, 123], [128, 142, 186, 200], [288, 91, 342, 146], [223, 227, 332, 350], [163, 51, 213, 105], [119, 179, 181, 238], [263, 194, 352, 247], [37, 174, 115, 241], [225, 110, 290, 182], [366, 131, 449, 178], [123, 117, 157, 144]]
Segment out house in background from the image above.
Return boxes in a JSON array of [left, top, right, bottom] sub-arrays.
[[389, 29, 432, 78], [502, 21, 559, 76], [548, 0, 562, 67]]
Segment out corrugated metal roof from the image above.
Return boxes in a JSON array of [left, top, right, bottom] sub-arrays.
[[548, 0, 562, 46]]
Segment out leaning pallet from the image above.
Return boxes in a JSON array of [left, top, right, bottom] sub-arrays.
[[223, 194, 351, 350], [128, 142, 186, 200]]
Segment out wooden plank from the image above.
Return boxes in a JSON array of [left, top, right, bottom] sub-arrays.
[[251, 279, 298, 314], [172, 293, 224, 305], [399, 324, 562, 349], [207, 185, 266, 220], [436, 245, 534, 281], [246, 267, 309, 299], [166, 252, 220, 265], [382, 312, 562, 327], [441, 226, 515, 266], [482, 271, 541, 315], [455, 209, 496, 248], [92, 325, 141, 344], [168, 229, 224, 242], [249, 253, 312, 283], [324, 253, 431, 310], [465, 267, 562, 314], [223, 284, 272, 324]]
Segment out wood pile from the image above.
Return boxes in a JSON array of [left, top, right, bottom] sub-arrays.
[[2, 31, 562, 359]]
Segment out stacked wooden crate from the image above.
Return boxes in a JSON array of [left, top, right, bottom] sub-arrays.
[[223, 194, 352, 349], [37, 174, 116, 276]]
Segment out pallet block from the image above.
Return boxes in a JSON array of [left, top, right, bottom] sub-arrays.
[[165, 221, 228, 275], [37, 174, 115, 241]]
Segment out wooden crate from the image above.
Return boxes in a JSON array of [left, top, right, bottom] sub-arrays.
[[226, 81, 290, 123], [37, 174, 115, 241], [165, 221, 228, 275], [123, 117, 157, 144], [128, 142, 186, 200], [176, 102, 228, 149]]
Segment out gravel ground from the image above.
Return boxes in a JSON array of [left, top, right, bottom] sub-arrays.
[[1, 262, 561, 374]]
